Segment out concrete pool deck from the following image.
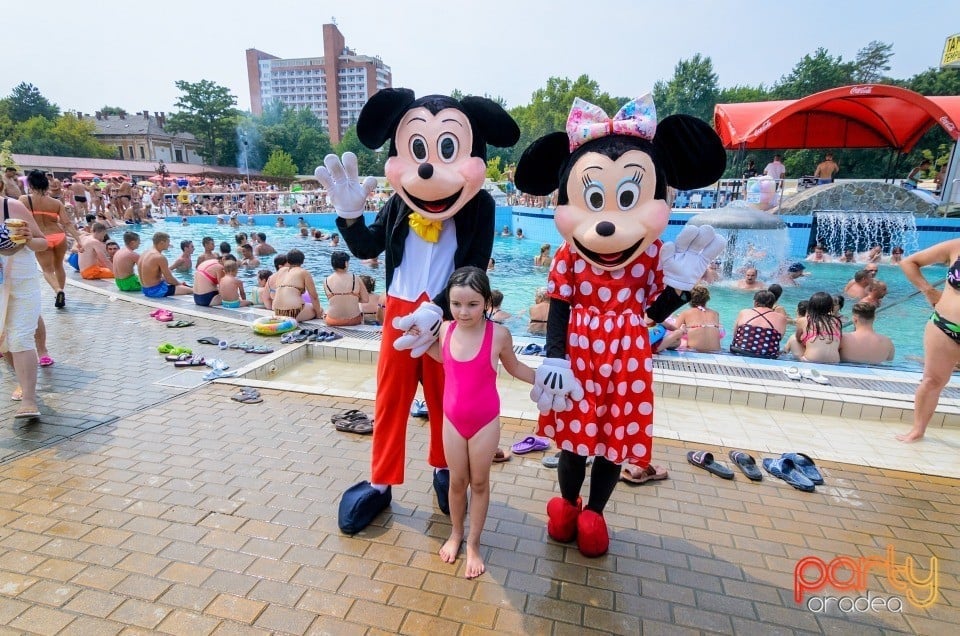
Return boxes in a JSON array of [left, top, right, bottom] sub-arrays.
[[0, 277, 956, 633]]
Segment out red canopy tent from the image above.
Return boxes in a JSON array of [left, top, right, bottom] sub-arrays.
[[714, 85, 960, 152]]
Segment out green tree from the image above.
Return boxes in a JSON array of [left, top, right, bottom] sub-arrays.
[[772, 48, 855, 99], [853, 41, 894, 83], [508, 75, 620, 164], [717, 85, 770, 104], [166, 80, 241, 166], [2, 82, 59, 122], [256, 102, 333, 175], [51, 115, 115, 158], [0, 140, 17, 170], [98, 106, 128, 116], [652, 54, 720, 122], [336, 126, 383, 176], [261, 148, 298, 179], [486, 156, 503, 181]]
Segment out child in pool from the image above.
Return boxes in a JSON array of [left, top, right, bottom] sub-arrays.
[[218, 260, 252, 308], [412, 266, 536, 578]]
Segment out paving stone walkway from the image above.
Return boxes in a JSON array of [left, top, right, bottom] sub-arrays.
[[0, 286, 957, 634]]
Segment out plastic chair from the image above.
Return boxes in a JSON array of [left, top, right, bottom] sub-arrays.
[[674, 192, 690, 208], [700, 192, 716, 209]]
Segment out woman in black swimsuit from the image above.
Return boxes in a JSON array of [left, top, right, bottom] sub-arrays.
[[729, 290, 788, 359], [897, 238, 960, 442]]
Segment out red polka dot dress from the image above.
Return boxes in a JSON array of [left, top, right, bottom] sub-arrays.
[[537, 241, 664, 466]]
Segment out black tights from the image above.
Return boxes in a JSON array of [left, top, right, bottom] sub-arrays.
[[557, 450, 621, 514]]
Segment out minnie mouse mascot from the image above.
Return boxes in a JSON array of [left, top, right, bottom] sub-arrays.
[[316, 89, 519, 534], [516, 95, 727, 557]]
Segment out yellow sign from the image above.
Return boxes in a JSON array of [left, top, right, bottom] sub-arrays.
[[942, 33, 960, 69]]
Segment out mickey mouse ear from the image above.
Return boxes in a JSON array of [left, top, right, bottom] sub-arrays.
[[460, 97, 520, 148], [514, 132, 570, 196], [357, 88, 417, 149]]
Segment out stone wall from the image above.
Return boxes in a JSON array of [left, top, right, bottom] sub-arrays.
[[776, 181, 938, 216]]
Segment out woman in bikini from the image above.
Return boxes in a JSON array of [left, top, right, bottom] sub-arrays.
[[658, 285, 724, 352], [730, 289, 787, 359], [897, 238, 960, 442], [19, 171, 83, 309], [273, 249, 324, 321], [192, 256, 225, 307], [792, 291, 842, 364], [533, 243, 552, 268], [527, 287, 549, 335], [323, 251, 368, 326]]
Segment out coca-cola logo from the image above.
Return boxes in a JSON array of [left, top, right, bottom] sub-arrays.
[[849, 86, 873, 95], [940, 116, 957, 133], [755, 119, 773, 135]]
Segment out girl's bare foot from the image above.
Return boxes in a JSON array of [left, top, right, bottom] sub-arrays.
[[464, 543, 485, 579], [895, 429, 925, 443], [439, 533, 462, 564]]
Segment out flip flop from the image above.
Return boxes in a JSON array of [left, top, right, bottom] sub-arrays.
[[409, 399, 428, 418], [783, 366, 802, 381], [174, 356, 206, 367], [521, 343, 543, 355], [542, 452, 560, 468], [246, 346, 274, 354], [620, 463, 669, 484], [157, 342, 177, 354], [196, 336, 220, 345], [229, 342, 254, 350], [166, 320, 195, 328], [10, 387, 22, 401], [38, 356, 54, 367], [762, 457, 815, 492], [728, 450, 763, 481], [14, 410, 41, 419], [231, 392, 263, 404], [493, 448, 511, 463], [165, 352, 194, 362], [203, 368, 240, 381], [780, 452, 824, 485], [801, 368, 830, 385], [511, 435, 550, 455], [686, 451, 734, 480], [332, 409, 373, 434]]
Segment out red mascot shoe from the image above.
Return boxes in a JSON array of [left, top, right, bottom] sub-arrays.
[[576, 509, 609, 558], [546, 496, 581, 543]]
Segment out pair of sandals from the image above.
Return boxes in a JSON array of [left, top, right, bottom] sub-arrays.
[[158, 343, 191, 356], [231, 387, 262, 404], [150, 308, 173, 322], [687, 449, 824, 492], [198, 337, 274, 355], [332, 409, 373, 434], [783, 366, 830, 384]]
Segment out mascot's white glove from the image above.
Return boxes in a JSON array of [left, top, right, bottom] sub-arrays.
[[393, 302, 444, 358], [314, 152, 378, 220], [659, 224, 727, 291], [530, 358, 585, 414]]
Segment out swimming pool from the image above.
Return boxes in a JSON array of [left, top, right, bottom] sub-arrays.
[[146, 220, 939, 368]]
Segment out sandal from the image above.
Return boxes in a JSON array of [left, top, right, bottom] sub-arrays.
[[231, 392, 263, 404], [11, 386, 22, 401], [38, 356, 54, 367], [332, 409, 373, 434], [620, 463, 669, 484], [196, 336, 221, 345], [686, 451, 734, 480], [166, 320, 195, 328], [493, 448, 511, 463], [174, 356, 206, 367]]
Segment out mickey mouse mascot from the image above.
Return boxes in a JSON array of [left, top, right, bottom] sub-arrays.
[[515, 95, 727, 557], [316, 89, 519, 534]]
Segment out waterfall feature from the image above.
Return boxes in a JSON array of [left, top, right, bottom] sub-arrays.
[[814, 211, 919, 255], [687, 202, 791, 279]]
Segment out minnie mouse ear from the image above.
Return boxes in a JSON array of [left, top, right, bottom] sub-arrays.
[[514, 132, 570, 196], [357, 88, 417, 149], [654, 115, 727, 191]]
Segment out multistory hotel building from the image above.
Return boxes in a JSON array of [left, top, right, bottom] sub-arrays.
[[246, 23, 391, 144]]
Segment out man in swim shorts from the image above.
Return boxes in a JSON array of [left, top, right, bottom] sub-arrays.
[[77, 222, 114, 279], [138, 232, 192, 298], [113, 231, 142, 292]]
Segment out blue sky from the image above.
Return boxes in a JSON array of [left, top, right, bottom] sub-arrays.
[[5, 0, 953, 116]]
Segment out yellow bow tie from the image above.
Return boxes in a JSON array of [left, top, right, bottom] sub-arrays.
[[408, 212, 443, 243]]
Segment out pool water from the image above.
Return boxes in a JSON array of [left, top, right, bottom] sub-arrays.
[[148, 221, 938, 368]]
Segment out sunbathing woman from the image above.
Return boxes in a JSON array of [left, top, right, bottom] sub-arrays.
[[793, 291, 842, 363], [658, 285, 724, 352], [729, 289, 787, 359], [19, 171, 83, 309], [273, 249, 324, 321], [323, 251, 367, 326]]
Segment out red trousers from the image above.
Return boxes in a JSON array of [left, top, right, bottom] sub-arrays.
[[372, 293, 446, 485]]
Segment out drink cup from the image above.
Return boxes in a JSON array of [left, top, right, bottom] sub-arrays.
[[5, 219, 27, 244]]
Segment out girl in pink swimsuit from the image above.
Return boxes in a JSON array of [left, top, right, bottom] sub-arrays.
[[418, 267, 535, 579]]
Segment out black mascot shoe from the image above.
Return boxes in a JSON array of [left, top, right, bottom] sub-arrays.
[[338, 481, 392, 534], [433, 469, 450, 515]]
